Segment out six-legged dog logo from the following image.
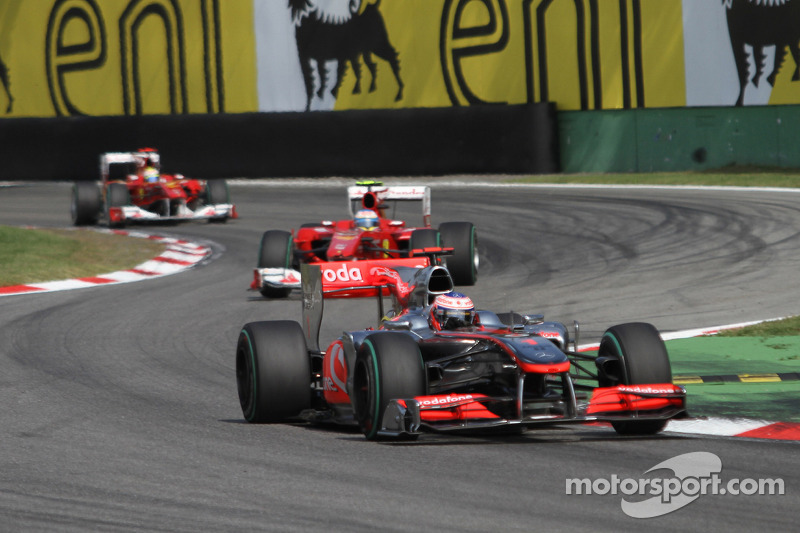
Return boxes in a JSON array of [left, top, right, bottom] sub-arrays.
[[288, 0, 404, 111], [723, 0, 800, 106]]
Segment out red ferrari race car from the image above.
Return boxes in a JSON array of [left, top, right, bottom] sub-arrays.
[[236, 260, 687, 441], [70, 148, 237, 228], [250, 181, 478, 298]]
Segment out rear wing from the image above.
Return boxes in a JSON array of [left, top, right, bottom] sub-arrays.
[[347, 184, 431, 226], [300, 261, 454, 351], [100, 149, 160, 181]]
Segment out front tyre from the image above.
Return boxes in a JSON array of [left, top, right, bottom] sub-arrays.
[[204, 179, 230, 223], [205, 179, 229, 204], [236, 321, 311, 423], [105, 182, 130, 228], [71, 181, 102, 226], [408, 228, 440, 257], [439, 222, 478, 286], [352, 332, 426, 440], [257, 230, 294, 298], [598, 322, 672, 435]]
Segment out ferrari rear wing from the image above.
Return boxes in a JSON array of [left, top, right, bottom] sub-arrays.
[[100, 149, 160, 181], [300, 261, 454, 351], [347, 183, 431, 226]]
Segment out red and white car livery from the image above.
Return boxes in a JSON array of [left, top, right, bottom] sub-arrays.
[[250, 181, 478, 298], [70, 148, 236, 228], [236, 261, 687, 441]]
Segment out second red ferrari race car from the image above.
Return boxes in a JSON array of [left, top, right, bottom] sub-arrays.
[[70, 148, 237, 228], [236, 260, 687, 441], [250, 181, 478, 298]]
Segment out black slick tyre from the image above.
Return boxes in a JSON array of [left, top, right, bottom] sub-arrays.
[[236, 321, 311, 423], [257, 230, 294, 298], [71, 181, 102, 226], [439, 221, 478, 286], [352, 332, 426, 440], [408, 228, 440, 256], [205, 180, 230, 223], [597, 322, 672, 435], [105, 182, 130, 228], [205, 179, 229, 204]]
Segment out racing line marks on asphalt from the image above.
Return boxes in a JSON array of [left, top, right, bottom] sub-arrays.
[[0, 229, 211, 297]]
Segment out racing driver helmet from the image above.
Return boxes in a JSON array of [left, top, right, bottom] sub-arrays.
[[430, 291, 475, 330], [354, 209, 379, 231], [143, 166, 159, 183]]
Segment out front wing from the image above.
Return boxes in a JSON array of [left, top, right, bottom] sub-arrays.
[[251, 267, 303, 291], [108, 203, 236, 224], [377, 384, 686, 437]]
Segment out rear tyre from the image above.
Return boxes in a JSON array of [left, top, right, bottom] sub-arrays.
[[71, 181, 102, 226], [597, 322, 672, 435], [408, 228, 440, 256], [439, 222, 478, 286], [257, 230, 294, 298], [236, 321, 311, 423], [106, 182, 130, 228], [352, 332, 426, 440]]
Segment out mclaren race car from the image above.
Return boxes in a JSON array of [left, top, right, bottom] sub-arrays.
[[70, 148, 237, 228], [236, 261, 687, 441], [250, 181, 478, 298]]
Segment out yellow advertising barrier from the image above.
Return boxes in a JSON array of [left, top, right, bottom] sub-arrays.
[[0, 0, 257, 118], [333, 0, 686, 110], [0, 0, 797, 118]]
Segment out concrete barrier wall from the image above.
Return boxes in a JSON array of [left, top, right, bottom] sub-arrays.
[[0, 103, 560, 180]]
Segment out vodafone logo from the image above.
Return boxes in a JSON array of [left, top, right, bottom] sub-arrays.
[[538, 331, 561, 339], [322, 264, 364, 283], [418, 394, 474, 407]]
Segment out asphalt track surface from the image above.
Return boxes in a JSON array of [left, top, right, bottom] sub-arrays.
[[1, 180, 798, 531]]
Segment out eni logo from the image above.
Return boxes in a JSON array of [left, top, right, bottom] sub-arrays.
[[45, 0, 225, 116], [440, 0, 509, 106], [439, 0, 646, 110]]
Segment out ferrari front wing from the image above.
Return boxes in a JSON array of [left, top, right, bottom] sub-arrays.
[[108, 203, 236, 224], [251, 267, 302, 291]]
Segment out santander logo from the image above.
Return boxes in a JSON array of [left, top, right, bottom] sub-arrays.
[[322, 264, 364, 283]]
